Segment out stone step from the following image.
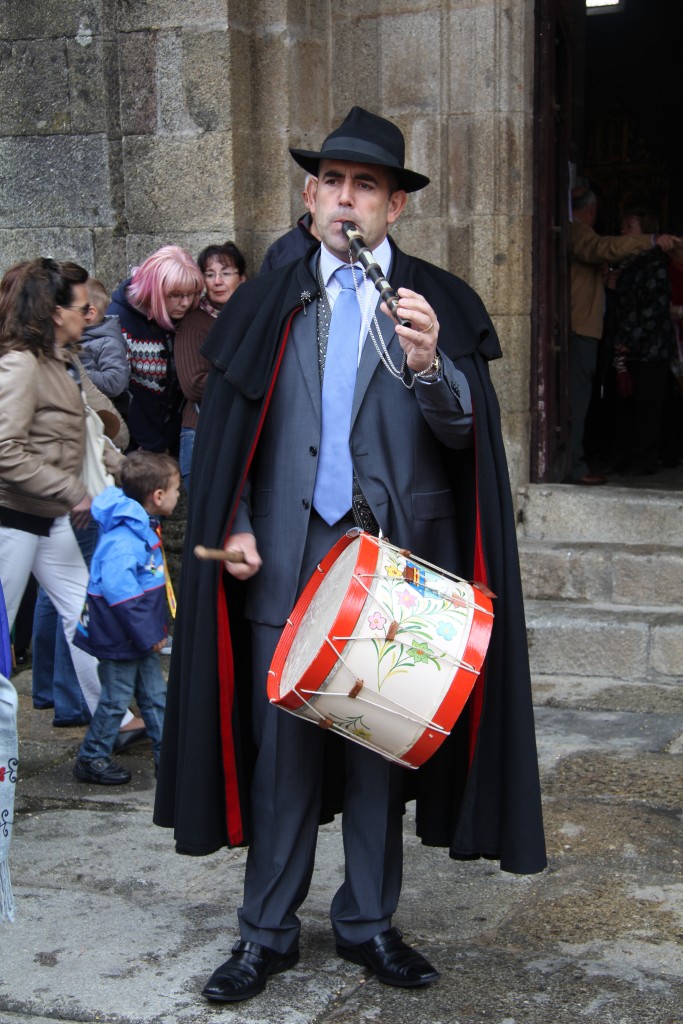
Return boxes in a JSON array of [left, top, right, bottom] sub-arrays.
[[531, 673, 683, 716], [524, 599, 682, 684], [519, 540, 683, 607], [517, 483, 683, 546]]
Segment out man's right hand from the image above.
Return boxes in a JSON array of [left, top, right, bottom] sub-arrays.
[[222, 532, 262, 580]]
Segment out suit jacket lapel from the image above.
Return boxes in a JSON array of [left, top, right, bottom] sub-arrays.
[[351, 305, 397, 429], [291, 299, 321, 420]]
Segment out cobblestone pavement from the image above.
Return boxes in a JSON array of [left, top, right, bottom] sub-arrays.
[[1, 658, 681, 1024]]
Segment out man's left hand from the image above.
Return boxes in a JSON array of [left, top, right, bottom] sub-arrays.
[[382, 287, 439, 373]]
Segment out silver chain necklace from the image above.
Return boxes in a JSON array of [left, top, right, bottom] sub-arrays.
[[348, 257, 415, 388], [318, 255, 414, 389]]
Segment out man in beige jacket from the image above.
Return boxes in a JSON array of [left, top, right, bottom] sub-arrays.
[[568, 187, 678, 483]]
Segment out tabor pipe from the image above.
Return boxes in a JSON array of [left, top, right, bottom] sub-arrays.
[[342, 221, 411, 328], [194, 545, 246, 563]]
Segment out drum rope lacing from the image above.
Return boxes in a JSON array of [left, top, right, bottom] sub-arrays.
[[296, 678, 452, 733], [323, 630, 479, 676]]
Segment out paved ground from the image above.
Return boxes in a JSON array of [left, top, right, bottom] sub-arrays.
[[1, 661, 681, 1024]]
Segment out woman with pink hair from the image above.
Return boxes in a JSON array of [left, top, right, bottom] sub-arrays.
[[108, 246, 203, 453]]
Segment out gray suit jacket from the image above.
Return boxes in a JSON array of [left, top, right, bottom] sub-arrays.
[[235, 290, 473, 627]]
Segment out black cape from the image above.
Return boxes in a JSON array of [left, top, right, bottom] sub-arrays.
[[154, 243, 547, 875]]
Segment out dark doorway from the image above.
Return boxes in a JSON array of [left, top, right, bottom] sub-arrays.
[[531, 0, 683, 484], [583, 0, 683, 235]]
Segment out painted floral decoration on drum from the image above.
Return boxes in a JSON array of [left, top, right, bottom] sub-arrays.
[[333, 715, 372, 742], [365, 548, 471, 692]]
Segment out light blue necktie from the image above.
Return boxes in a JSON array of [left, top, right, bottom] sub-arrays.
[[313, 265, 361, 525]]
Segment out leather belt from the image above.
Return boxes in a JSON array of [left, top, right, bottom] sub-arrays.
[[351, 492, 380, 536]]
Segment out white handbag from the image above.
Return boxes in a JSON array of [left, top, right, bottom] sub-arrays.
[[81, 394, 115, 496]]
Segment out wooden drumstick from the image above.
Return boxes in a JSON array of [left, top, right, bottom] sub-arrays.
[[194, 545, 246, 564]]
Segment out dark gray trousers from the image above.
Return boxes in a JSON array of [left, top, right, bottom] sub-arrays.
[[238, 513, 405, 953]]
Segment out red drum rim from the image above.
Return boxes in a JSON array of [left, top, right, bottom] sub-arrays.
[[268, 531, 380, 710], [401, 591, 492, 766]]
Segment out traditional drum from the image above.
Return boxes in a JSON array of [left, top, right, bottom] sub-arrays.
[[267, 530, 494, 768]]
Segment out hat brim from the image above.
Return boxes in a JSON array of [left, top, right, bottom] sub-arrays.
[[289, 146, 430, 193]]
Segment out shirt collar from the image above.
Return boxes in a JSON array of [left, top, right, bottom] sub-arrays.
[[320, 235, 393, 288]]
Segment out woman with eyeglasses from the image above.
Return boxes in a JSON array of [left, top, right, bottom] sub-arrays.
[[0, 259, 107, 715], [108, 245, 204, 455], [174, 243, 247, 491]]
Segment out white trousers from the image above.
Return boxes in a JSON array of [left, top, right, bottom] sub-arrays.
[[0, 517, 119, 719]]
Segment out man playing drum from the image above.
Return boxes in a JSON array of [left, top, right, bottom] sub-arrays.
[[154, 106, 546, 1003]]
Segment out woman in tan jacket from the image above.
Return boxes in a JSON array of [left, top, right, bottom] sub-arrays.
[[0, 259, 114, 717]]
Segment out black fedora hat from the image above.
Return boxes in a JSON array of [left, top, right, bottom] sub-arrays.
[[289, 106, 430, 193]]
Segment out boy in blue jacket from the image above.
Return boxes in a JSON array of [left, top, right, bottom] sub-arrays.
[[73, 451, 180, 785]]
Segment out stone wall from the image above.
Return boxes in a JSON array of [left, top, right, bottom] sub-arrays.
[[0, 0, 535, 491]]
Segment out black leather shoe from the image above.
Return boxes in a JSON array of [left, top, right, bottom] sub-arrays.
[[202, 940, 299, 1003], [113, 726, 147, 752], [73, 756, 131, 785], [337, 927, 439, 988]]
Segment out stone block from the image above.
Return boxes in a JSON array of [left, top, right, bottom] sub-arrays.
[[0, 39, 70, 135], [114, 1, 228, 33], [90, 229, 129, 293], [518, 485, 683, 544], [612, 551, 683, 608], [380, 9, 441, 113], [469, 214, 530, 315], [156, 30, 204, 134], [67, 36, 116, 134], [226, 21, 254, 136], [122, 133, 234, 235], [449, 112, 529, 218], [651, 625, 683, 678], [447, 2, 496, 114], [447, 221, 473, 282], [499, 428, 528, 507], [393, 215, 446, 269], [332, 14, 383, 118], [182, 30, 232, 132], [288, 37, 328, 142], [519, 544, 612, 603], [401, 115, 442, 220], [492, 313, 532, 413], [118, 32, 158, 135], [492, 0, 534, 114], [0, 136, 114, 228], [0, 229, 96, 277], [490, 112, 531, 214], [447, 0, 531, 116], [448, 114, 476, 213], [526, 609, 649, 679], [245, 0, 292, 29], [251, 134, 296, 235], [0, 2, 102, 40], [249, 34, 299, 233]]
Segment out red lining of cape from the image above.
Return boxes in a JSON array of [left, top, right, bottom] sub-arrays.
[[215, 308, 301, 845]]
